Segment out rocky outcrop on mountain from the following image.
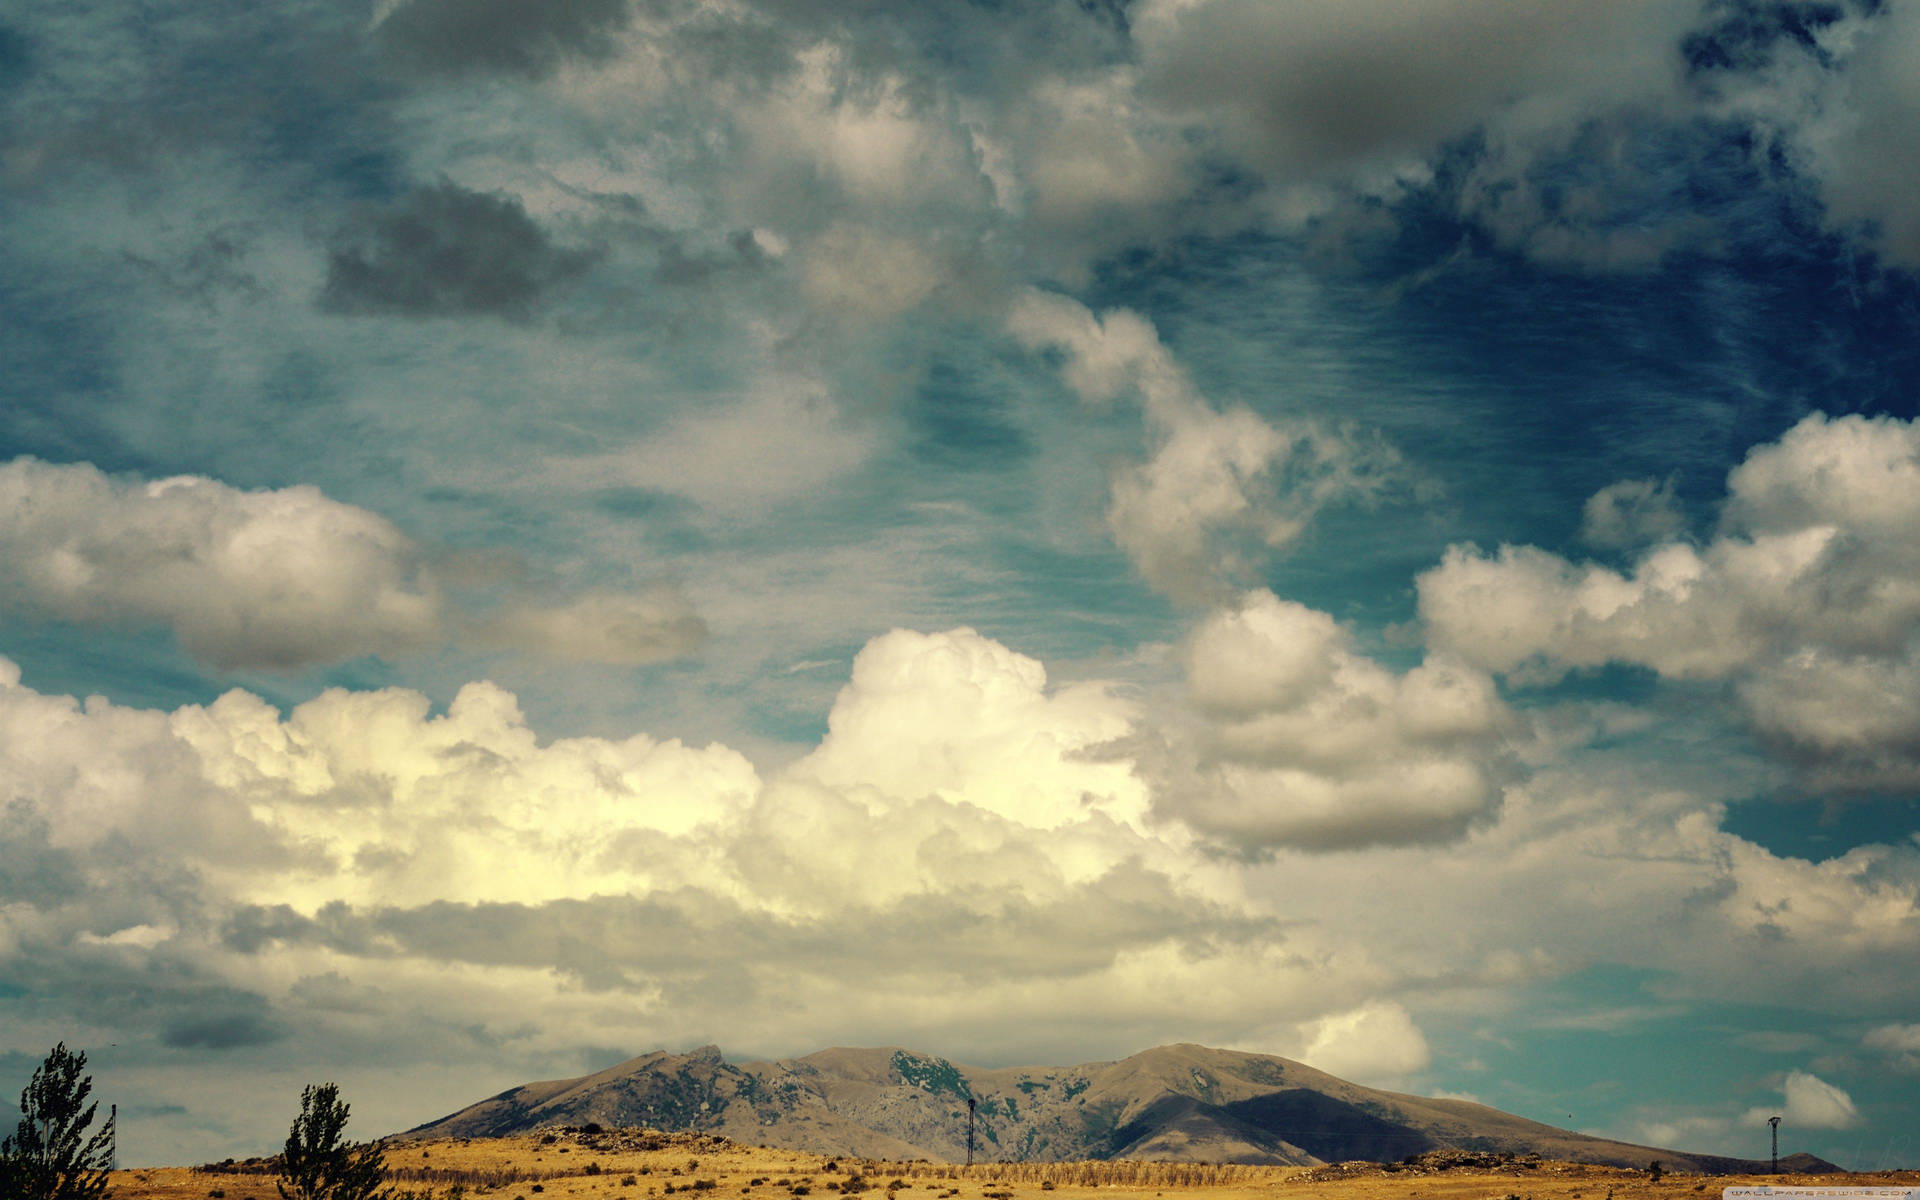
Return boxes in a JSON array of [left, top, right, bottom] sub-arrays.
[[403, 1042, 1813, 1174]]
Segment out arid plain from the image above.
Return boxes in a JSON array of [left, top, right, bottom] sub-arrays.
[[102, 1128, 1920, 1200]]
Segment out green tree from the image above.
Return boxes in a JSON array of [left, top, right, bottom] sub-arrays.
[[276, 1084, 388, 1200], [0, 1042, 117, 1200]]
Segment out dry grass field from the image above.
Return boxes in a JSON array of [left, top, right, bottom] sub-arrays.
[[105, 1128, 1920, 1200]]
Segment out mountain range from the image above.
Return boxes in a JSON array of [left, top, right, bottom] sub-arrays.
[[405, 1043, 1831, 1173]]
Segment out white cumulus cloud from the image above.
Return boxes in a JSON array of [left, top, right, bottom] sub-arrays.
[[1780, 3, 1920, 266], [0, 458, 704, 669], [1159, 589, 1512, 851], [793, 626, 1153, 842], [1010, 290, 1395, 601], [1293, 1000, 1432, 1085], [2, 621, 1920, 1159], [1745, 1071, 1860, 1131], [1581, 476, 1685, 550], [1419, 413, 1920, 788]]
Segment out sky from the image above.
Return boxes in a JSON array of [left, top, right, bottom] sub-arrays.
[[3, 0, 1920, 1172]]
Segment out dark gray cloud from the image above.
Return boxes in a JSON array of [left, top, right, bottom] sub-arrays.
[[219, 864, 1280, 994], [162, 1010, 286, 1051], [321, 182, 601, 321], [375, 0, 632, 79], [0, 937, 287, 1055], [0, 803, 84, 904], [1137, 0, 1696, 173]]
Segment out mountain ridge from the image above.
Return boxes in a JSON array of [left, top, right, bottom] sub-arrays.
[[405, 1042, 1833, 1174]]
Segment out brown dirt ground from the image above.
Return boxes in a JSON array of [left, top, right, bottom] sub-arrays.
[[106, 1128, 1920, 1200]]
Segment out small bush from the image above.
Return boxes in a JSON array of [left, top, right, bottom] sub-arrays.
[[211, 1191, 227, 1198], [622, 1179, 638, 1188]]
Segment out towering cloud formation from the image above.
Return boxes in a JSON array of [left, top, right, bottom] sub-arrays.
[[795, 627, 1148, 832], [2, 616, 1917, 1160]]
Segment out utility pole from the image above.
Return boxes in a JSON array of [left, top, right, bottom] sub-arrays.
[[1768, 1115, 1781, 1174], [966, 1098, 976, 1168]]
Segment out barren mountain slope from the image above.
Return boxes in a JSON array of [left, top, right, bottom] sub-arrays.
[[405, 1042, 1820, 1173]]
